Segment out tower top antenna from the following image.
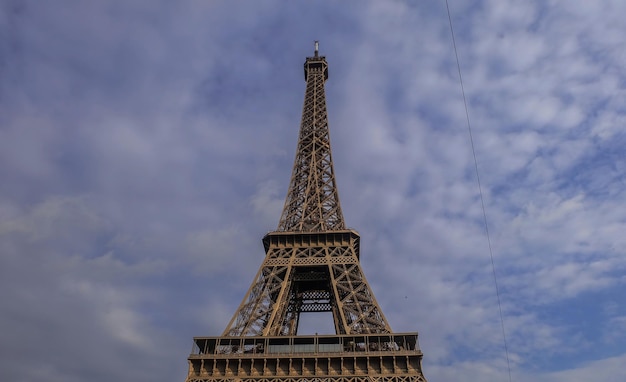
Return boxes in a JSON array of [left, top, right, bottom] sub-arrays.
[[314, 40, 319, 57]]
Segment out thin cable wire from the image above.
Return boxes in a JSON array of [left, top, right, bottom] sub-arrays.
[[444, 1, 512, 381]]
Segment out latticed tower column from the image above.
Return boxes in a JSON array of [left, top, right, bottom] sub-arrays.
[[184, 42, 427, 382], [278, 43, 344, 232], [223, 43, 389, 337]]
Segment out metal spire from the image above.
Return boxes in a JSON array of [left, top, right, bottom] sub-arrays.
[[277, 42, 345, 232]]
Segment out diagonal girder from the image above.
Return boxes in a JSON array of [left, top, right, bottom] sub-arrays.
[[186, 44, 427, 382], [222, 231, 390, 336], [278, 53, 344, 232]]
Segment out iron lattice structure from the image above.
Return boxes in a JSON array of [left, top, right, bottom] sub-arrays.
[[184, 43, 427, 382], [277, 45, 344, 233]]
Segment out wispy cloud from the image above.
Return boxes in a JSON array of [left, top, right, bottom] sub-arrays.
[[1, 1, 625, 381]]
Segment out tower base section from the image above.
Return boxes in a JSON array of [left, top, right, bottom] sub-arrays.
[[185, 333, 427, 382]]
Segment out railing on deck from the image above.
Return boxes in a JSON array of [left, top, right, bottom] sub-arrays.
[[190, 332, 421, 357]]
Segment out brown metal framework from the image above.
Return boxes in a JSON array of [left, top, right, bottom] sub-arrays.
[[277, 45, 344, 232], [184, 43, 427, 382], [187, 333, 425, 382]]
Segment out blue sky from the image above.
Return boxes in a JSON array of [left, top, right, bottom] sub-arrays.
[[1, 1, 625, 381]]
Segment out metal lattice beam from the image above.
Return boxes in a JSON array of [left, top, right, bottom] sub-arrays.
[[222, 230, 391, 336], [185, 43, 427, 382], [277, 50, 344, 232]]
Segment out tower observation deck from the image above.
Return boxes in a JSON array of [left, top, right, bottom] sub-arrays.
[[183, 42, 428, 382]]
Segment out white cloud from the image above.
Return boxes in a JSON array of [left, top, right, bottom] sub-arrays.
[[1, 1, 626, 381]]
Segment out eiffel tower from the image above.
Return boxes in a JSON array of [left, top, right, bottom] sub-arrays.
[[184, 42, 427, 382]]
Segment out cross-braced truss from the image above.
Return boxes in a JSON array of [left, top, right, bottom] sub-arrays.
[[184, 44, 427, 382], [277, 51, 344, 232], [222, 231, 390, 336]]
